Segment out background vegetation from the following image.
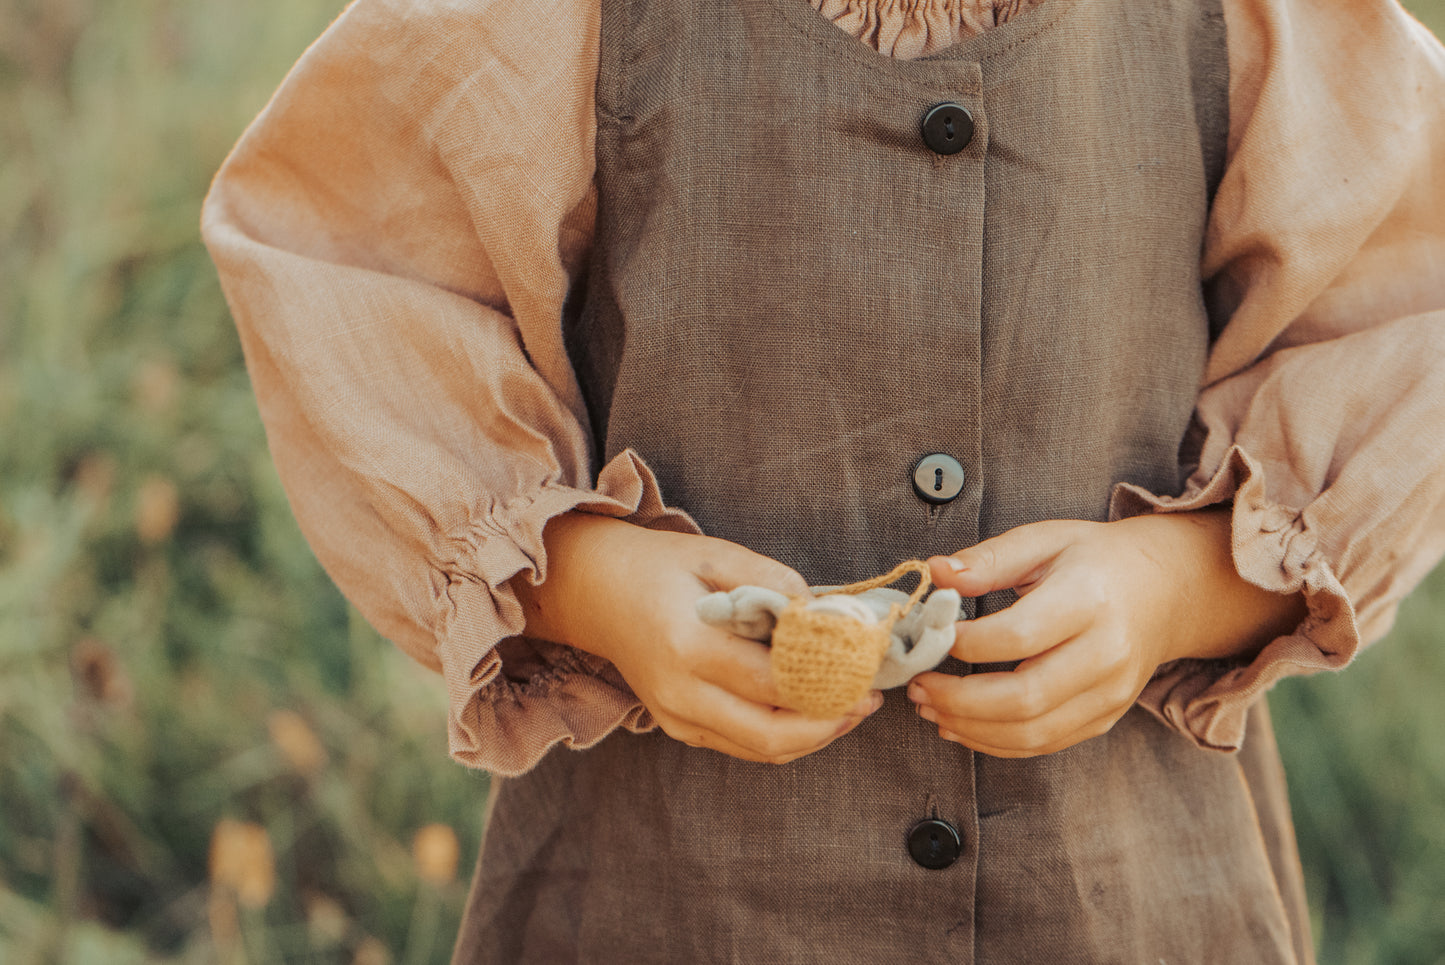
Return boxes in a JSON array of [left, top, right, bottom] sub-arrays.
[[1, 0, 1442, 962]]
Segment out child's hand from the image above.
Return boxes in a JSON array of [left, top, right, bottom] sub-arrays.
[[908, 510, 1306, 758], [513, 513, 882, 764]]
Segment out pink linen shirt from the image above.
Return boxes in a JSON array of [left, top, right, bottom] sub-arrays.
[[202, 0, 1445, 776]]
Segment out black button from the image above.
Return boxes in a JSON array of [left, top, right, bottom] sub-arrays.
[[912, 453, 965, 504], [921, 103, 974, 155], [908, 818, 962, 869]]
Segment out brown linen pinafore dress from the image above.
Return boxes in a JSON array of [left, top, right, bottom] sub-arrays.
[[455, 0, 1314, 961]]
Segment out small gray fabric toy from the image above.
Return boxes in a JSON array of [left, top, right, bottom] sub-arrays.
[[696, 584, 962, 690]]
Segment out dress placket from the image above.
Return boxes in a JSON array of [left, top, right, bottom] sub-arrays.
[[457, 1, 1308, 960]]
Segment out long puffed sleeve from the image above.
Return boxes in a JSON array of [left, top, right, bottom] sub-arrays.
[[202, 0, 695, 776], [1113, 0, 1445, 750]]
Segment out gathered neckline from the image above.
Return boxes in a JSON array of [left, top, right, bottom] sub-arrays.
[[808, 0, 1043, 59]]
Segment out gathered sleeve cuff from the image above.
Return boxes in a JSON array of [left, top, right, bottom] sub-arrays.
[[440, 453, 699, 776], [1108, 0, 1445, 752], [201, 0, 695, 776]]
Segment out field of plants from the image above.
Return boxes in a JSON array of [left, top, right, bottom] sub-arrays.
[[1, 0, 1442, 962]]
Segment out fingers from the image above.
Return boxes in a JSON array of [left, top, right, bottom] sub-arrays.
[[659, 626, 882, 762], [911, 672, 1123, 757], [930, 704, 1123, 759], [945, 580, 1095, 663], [910, 518, 1188, 758], [551, 525, 866, 764], [694, 628, 881, 716], [911, 635, 1113, 722], [909, 629, 1145, 757], [928, 520, 1097, 598], [695, 538, 810, 598], [657, 683, 881, 764], [692, 632, 788, 706]]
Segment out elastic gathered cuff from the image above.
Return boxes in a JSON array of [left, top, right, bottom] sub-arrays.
[[1110, 444, 1361, 752], [433, 449, 700, 776]]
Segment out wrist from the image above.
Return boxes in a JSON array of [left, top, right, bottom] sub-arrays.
[[510, 511, 638, 655], [1126, 507, 1306, 665]]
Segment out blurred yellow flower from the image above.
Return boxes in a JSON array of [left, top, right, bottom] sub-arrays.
[[352, 936, 392, 965], [412, 823, 459, 886], [305, 891, 350, 946], [209, 819, 276, 909], [267, 708, 327, 775], [134, 475, 180, 544]]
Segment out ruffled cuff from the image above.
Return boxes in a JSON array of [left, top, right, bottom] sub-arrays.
[[1109, 444, 1361, 752], [434, 449, 701, 776]]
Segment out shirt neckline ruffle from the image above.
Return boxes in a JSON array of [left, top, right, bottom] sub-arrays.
[[808, 0, 1041, 60]]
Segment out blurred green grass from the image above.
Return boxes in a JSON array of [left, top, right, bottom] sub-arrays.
[[1, 1, 484, 962], [1, 0, 1442, 962]]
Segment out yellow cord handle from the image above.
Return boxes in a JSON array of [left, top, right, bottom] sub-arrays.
[[820, 559, 932, 625]]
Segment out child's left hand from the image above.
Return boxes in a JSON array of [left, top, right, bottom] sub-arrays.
[[908, 510, 1307, 758]]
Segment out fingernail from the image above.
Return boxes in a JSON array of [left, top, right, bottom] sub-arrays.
[[849, 691, 883, 717], [919, 706, 937, 724], [944, 557, 965, 573], [907, 683, 927, 705]]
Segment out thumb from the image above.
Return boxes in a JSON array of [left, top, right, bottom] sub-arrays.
[[928, 521, 1086, 597], [698, 538, 811, 599]]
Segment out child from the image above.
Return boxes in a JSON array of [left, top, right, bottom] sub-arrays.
[[203, 0, 1445, 960]]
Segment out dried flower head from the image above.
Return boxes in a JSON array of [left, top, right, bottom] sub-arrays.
[[267, 709, 327, 775], [305, 892, 350, 945], [135, 475, 180, 544], [70, 637, 134, 710], [352, 936, 392, 965], [412, 823, 459, 886], [209, 819, 276, 909]]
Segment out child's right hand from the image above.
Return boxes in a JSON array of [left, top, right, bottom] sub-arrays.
[[512, 513, 881, 764]]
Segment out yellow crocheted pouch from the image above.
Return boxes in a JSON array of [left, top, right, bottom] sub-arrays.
[[771, 561, 931, 718]]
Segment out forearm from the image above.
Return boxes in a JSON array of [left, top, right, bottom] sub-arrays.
[[510, 511, 639, 658], [1120, 508, 1308, 664]]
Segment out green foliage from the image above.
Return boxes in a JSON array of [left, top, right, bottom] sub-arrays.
[[1274, 566, 1445, 965], [0, 1, 484, 962], [1, 0, 1443, 962]]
